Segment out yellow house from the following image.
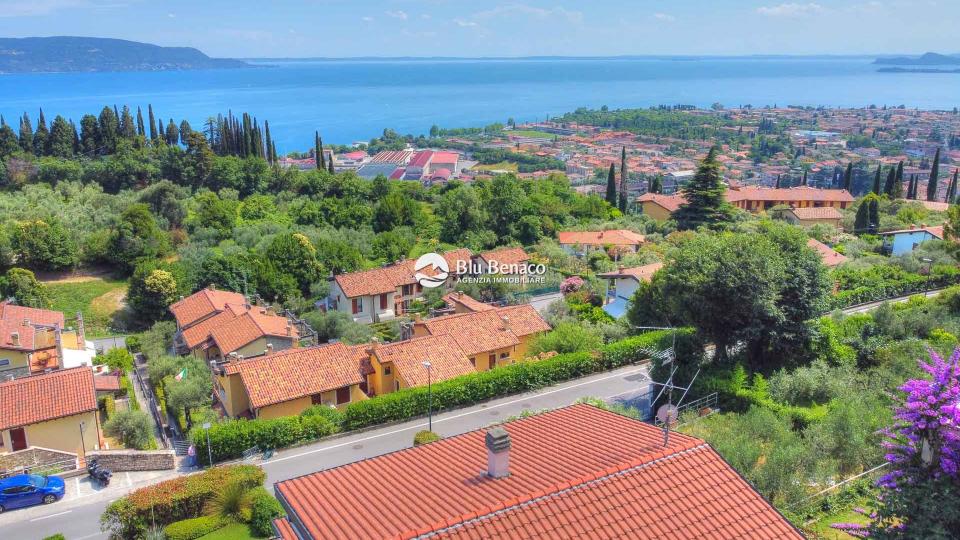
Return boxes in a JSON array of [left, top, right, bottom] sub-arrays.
[[637, 193, 684, 221], [214, 342, 371, 419], [0, 301, 93, 378], [0, 367, 100, 455], [411, 302, 551, 371], [366, 335, 476, 396]]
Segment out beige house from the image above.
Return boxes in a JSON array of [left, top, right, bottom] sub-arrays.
[[0, 367, 100, 455], [0, 301, 95, 380]]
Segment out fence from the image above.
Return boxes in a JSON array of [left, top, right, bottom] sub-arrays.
[[132, 355, 169, 450], [653, 392, 720, 427], [0, 453, 78, 479]]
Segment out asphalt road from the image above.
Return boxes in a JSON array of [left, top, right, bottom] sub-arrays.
[[0, 363, 652, 540]]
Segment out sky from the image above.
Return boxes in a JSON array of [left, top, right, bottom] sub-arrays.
[[0, 0, 957, 58]]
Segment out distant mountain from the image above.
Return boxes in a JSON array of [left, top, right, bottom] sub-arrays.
[[0, 36, 249, 73], [874, 52, 960, 66]]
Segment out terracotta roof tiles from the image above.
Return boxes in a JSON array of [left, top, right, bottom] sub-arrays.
[[334, 249, 474, 299], [169, 289, 246, 329], [375, 335, 475, 387], [557, 230, 645, 247], [0, 367, 97, 430], [790, 206, 843, 220], [208, 309, 297, 355], [597, 262, 664, 283]]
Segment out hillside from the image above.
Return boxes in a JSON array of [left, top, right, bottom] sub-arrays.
[[0, 36, 249, 73], [874, 52, 960, 66]]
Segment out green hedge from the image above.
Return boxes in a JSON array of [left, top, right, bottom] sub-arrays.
[[163, 515, 228, 540], [248, 487, 285, 537], [100, 465, 264, 539], [191, 414, 339, 466], [831, 264, 960, 309], [413, 430, 441, 446]]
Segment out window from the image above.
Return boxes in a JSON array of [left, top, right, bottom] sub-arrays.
[[469, 357, 476, 366], [384, 365, 392, 376], [402, 284, 413, 296], [336, 387, 351, 405], [311, 393, 323, 405], [0, 359, 8, 367], [379, 294, 388, 310], [395, 381, 400, 391], [500, 352, 509, 359], [352, 298, 361, 315]]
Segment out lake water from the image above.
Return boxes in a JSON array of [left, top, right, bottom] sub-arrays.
[[1, 57, 958, 152]]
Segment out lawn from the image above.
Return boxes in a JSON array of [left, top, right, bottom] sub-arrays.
[[45, 277, 129, 337], [805, 507, 872, 539], [471, 161, 519, 173], [508, 129, 556, 139], [196, 522, 267, 540]]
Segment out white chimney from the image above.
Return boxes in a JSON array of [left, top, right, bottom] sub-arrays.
[[267, 343, 274, 354], [10, 331, 19, 347], [485, 427, 511, 478]]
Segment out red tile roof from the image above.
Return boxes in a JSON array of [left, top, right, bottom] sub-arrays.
[[727, 186, 854, 204], [169, 288, 246, 329], [442, 292, 496, 312], [274, 404, 800, 540], [807, 238, 848, 267], [409, 150, 433, 168], [477, 247, 530, 268], [231, 342, 370, 409], [421, 310, 520, 356], [598, 262, 664, 283], [208, 309, 297, 355], [93, 372, 122, 392], [180, 309, 239, 349], [0, 302, 66, 352], [557, 230, 645, 247], [0, 367, 97, 430], [431, 151, 459, 164], [374, 335, 475, 387], [637, 192, 686, 212], [789, 206, 843, 220], [334, 249, 474, 299], [493, 304, 552, 337]]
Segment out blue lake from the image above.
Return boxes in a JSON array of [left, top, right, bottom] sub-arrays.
[[1, 57, 958, 152]]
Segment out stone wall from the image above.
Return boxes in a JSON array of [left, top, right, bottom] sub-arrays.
[[0, 447, 77, 476], [87, 449, 175, 471]]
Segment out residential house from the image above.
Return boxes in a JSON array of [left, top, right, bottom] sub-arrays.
[[364, 335, 475, 396], [410, 303, 550, 371], [271, 404, 802, 540], [636, 185, 855, 221], [327, 249, 473, 324], [807, 238, 848, 267], [879, 225, 945, 256], [214, 342, 370, 419], [0, 367, 100, 455], [171, 287, 299, 361], [442, 291, 496, 314], [637, 192, 684, 221], [778, 206, 844, 229], [597, 263, 664, 318], [557, 230, 645, 258], [471, 247, 531, 276], [0, 302, 95, 380]]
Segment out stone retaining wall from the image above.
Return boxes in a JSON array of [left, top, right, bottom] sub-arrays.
[[86, 449, 176, 471], [0, 447, 77, 476]]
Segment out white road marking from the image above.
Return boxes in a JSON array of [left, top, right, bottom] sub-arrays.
[[264, 366, 648, 466], [30, 510, 72, 521], [125, 472, 131, 486]]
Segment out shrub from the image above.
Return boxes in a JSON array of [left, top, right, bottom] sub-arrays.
[[413, 430, 441, 446], [204, 480, 253, 522], [99, 395, 117, 420], [104, 409, 153, 450], [42, 535, 66, 540], [300, 404, 346, 427], [529, 322, 603, 355], [96, 348, 135, 372], [191, 414, 339, 465], [163, 515, 227, 540], [100, 465, 264, 539], [248, 487, 285, 537]]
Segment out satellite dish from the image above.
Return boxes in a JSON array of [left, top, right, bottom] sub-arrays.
[[656, 404, 679, 425]]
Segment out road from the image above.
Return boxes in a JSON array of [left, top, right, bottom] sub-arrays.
[[0, 364, 653, 540], [839, 288, 944, 315]]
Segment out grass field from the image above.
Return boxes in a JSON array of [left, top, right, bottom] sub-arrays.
[[45, 277, 129, 337], [508, 129, 556, 139], [471, 161, 519, 173], [197, 522, 266, 540]]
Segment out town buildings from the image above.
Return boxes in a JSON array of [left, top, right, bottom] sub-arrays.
[[557, 229, 645, 258], [271, 404, 802, 539], [0, 301, 96, 380], [638, 185, 854, 221], [777, 206, 844, 229]]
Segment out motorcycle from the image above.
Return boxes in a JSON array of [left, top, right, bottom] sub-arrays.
[[86, 458, 112, 487]]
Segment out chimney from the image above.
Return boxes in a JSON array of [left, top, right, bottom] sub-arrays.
[[21, 318, 30, 327], [414, 313, 422, 323], [267, 343, 274, 354], [910, 224, 916, 230], [10, 331, 19, 347], [500, 315, 510, 331], [366, 337, 380, 356], [485, 427, 511, 478], [618, 264, 625, 272], [598, 230, 604, 238], [208, 284, 216, 291], [286, 324, 293, 336], [178, 295, 184, 301]]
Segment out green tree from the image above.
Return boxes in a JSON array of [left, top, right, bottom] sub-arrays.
[[262, 233, 323, 294], [165, 119, 179, 145], [0, 268, 50, 308], [32, 109, 49, 156], [883, 166, 896, 196], [0, 120, 19, 159], [18, 113, 33, 153], [843, 162, 853, 191], [618, 147, 628, 212], [127, 261, 186, 325], [485, 176, 527, 239], [649, 175, 663, 194], [436, 184, 486, 243], [673, 147, 736, 230], [892, 161, 905, 199], [605, 163, 617, 206], [79, 114, 99, 155], [947, 168, 959, 204], [927, 147, 941, 201], [104, 410, 153, 450], [98, 106, 119, 153], [192, 191, 236, 233], [872, 163, 882, 195], [110, 204, 170, 272], [10, 218, 79, 270], [184, 131, 214, 187], [373, 190, 422, 233]]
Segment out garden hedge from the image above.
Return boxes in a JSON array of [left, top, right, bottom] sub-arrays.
[[99, 465, 264, 539], [248, 486, 286, 537], [163, 515, 228, 540], [191, 413, 339, 465]]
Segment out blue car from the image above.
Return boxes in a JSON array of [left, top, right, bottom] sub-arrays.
[[0, 474, 66, 513]]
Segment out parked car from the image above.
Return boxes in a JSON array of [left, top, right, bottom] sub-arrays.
[[0, 474, 66, 513]]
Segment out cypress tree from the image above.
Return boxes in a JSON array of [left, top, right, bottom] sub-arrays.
[[853, 200, 870, 234], [605, 163, 617, 206], [0, 119, 18, 159], [892, 164, 905, 199], [157, 118, 166, 143], [319, 135, 326, 170], [618, 147, 628, 213], [48, 115, 75, 158], [872, 163, 882, 195], [649, 175, 663, 194], [113, 105, 120, 133], [18, 113, 33, 153], [775, 174, 781, 189], [314, 132, 322, 169], [165, 119, 179, 145], [98, 106, 119, 153], [328, 156, 335, 174], [801, 170, 808, 186], [264, 120, 273, 164], [843, 162, 853, 191], [868, 196, 879, 234], [948, 169, 959, 204], [135, 106, 145, 137], [883, 166, 896, 196], [148, 105, 157, 141], [927, 147, 941, 201], [33, 108, 49, 156], [179, 119, 192, 145]]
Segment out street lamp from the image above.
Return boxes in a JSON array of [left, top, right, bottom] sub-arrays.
[[202, 422, 212, 468], [423, 361, 433, 432]]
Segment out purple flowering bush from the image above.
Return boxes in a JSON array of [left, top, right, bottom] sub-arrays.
[[834, 348, 960, 538]]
